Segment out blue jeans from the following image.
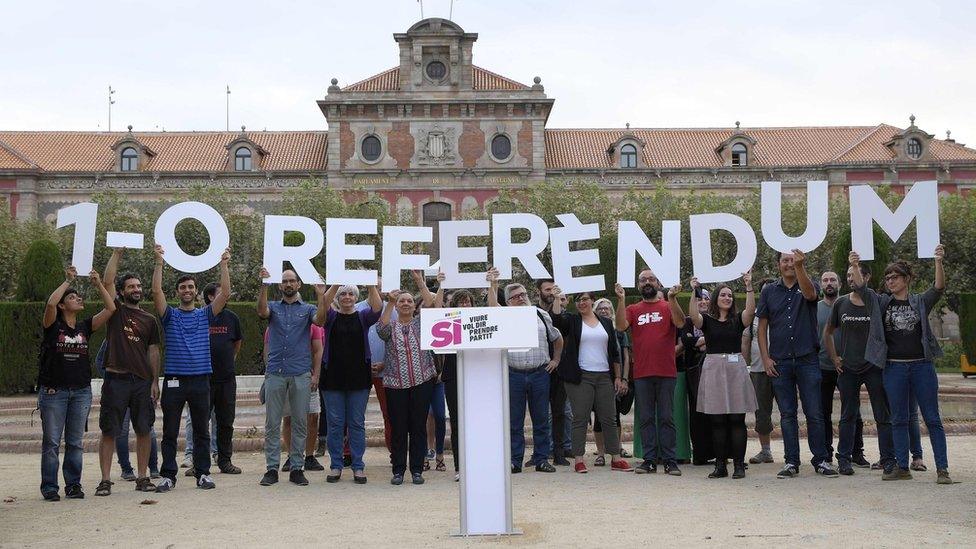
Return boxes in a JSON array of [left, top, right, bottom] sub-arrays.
[[771, 357, 829, 466], [324, 389, 370, 471], [39, 386, 92, 495], [183, 406, 217, 457], [427, 381, 446, 455], [909, 393, 923, 459], [509, 367, 552, 467], [883, 360, 948, 470], [116, 409, 159, 474]]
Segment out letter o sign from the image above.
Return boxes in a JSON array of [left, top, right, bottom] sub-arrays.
[[153, 202, 230, 273]]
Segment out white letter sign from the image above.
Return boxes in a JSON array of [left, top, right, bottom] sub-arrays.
[[690, 213, 758, 284], [849, 180, 940, 260], [761, 181, 829, 253], [549, 214, 604, 293], [262, 215, 324, 284], [325, 218, 377, 285], [153, 201, 230, 273]]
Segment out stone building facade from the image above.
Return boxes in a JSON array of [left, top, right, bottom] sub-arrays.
[[2, 18, 976, 226]]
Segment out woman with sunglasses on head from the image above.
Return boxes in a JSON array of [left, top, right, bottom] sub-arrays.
[[551, 288, 633, 473], [38, 266, 117, 501], [591, 298, 633, 463], [683, 271, 756, 479], [849, 246, 951, 484]]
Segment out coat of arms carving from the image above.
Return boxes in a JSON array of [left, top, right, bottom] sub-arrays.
[[417, 127, 457, 166]]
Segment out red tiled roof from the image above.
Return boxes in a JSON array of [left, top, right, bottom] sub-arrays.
[[544, 126, 976, 169], [342, 65, 529, 92], [0, 141, 36, 170], [0, 131, 328, 173]]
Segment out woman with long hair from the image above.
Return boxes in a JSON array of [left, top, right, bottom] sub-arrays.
[[683, 272, 756, 479], [849, 247, 951, 484], [39, 266, 117, 500]]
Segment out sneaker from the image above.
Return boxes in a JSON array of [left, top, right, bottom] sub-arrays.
[[150, 470, 161, 480], [314, 440, 326, 457], [391, 474, 404, 485], [610, 459, 634, 472], [219, 463, 242, 474], [852, 455, 871, 469], [42, 491, 60, 502], [120, 470, 137, 482], [135, 477, 156, 492], [882, 467, 912, 481], [575, 461, 588, 474], [94, 480, 113, 496], [937, 469, 953, 485], [511, 464, 522, 474], [326, 470, 341, 483], [281, 462, 291, 472], [871, 461, 883, 471], [304, 455, 325, 471], [155, 478, 174, 493], [64, 484, 85, 499], [426, 449, 435, 460], [260, 469, 279, 486], [777, 464, 799, 479], [412, 472, 425, 485], [289, 469, 309, 486], [553, 456, 571, 466], [749, 450, 774, 464], [815, 461, 839, 477], [911, 459, 928, 472], [535, 461, 556, 473], [181, 455, 192, 468], [196, 474, 216, 490], [635, 460, 656, 474], [353, 472, 367, 485], [838, 460, 855, 476], [664, 462, 682, 476]]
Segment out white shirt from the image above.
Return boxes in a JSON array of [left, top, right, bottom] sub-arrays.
[[579, 320, 610, 373]]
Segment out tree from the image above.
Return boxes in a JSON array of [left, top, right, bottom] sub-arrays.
[[16, 239, 64, 301]]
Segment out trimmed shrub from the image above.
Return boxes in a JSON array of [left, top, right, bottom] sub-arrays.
[[831, 225, 891, 292], [15, 239, 64, 301]]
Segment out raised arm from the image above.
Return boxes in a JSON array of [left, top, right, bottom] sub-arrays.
[[792, 249, 817, 301], [89, 269, 117, 331], [44, 267, 75, 328], [432, 272, 446, 308], [257, 266, 271, 320], [103, 248, 123, 298], [367, 285, 382, 313], [486, 268, 499, 307], [687, 279, 702, 329], [314, 284, 340, 326], [210, 248, 232, 315], [934, 243, 945, 291], [378, 290, 399, 327], [151, 244, 167, 317], [551, 285, 564, 315], [668, 284, 686, 328], [412, 270, 436, 308], [614, 283, 629, 331], [740, 270, 756, 328]]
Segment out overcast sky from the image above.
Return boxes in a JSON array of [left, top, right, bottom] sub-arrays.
[[2, 0, 973, 142]]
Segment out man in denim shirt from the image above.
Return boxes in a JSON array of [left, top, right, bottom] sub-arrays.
[[757, 250, 837, 478], [257, 268, 321, 487]]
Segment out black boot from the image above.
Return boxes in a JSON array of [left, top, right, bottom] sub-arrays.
[[732, 461, 746, 479], [708, 460, 729, 479]]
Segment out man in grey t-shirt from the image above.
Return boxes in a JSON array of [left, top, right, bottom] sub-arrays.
[[824, 263, 895, 476]]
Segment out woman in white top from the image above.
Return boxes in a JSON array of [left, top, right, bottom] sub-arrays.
[[551, 289, 633, 474]]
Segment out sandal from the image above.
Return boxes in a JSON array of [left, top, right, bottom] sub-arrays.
[[435, 458, 446, 472], [423, 460, 431, 471], [911, 460, 928, 472], [594, 455, 606, 467], [95, 480, 113, 497]]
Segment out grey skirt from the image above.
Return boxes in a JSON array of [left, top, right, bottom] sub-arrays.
[[696, 353, 758, 415]]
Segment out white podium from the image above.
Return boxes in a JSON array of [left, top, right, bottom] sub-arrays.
[[420, 306, 538, 536]]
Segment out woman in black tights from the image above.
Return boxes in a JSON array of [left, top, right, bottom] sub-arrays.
[[684, 272, 756, 479]]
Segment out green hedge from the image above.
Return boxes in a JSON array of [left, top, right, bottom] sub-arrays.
[[0, 302, 268, 395], [960, 293, 976, 363]]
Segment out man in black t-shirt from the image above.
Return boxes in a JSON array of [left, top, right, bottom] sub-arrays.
[[824, 263, 895, 476], [203, 283, 243, 474]]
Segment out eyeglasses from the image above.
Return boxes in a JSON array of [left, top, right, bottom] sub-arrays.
[[575, 296, 592, 303], [507, 291, 528, 302], [638, 277, 657, 284]]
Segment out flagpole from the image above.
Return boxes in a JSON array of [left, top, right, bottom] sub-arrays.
[[226, 85, 231, 131]]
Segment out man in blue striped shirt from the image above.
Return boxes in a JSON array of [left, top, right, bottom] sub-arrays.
[[152, 244, 231, 492]]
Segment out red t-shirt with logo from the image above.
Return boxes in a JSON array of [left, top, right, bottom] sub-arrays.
[[626, 300, 677, 379]]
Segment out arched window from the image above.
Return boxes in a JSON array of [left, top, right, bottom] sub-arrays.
[[906, 138, 923, 159], [234, 147, 252, 171], [423, 201, 452, 260], [731, 143, 748, 167], [120, 147, 139, 171], [361, 135, 382, 162], [620, 144, 637, 168]]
